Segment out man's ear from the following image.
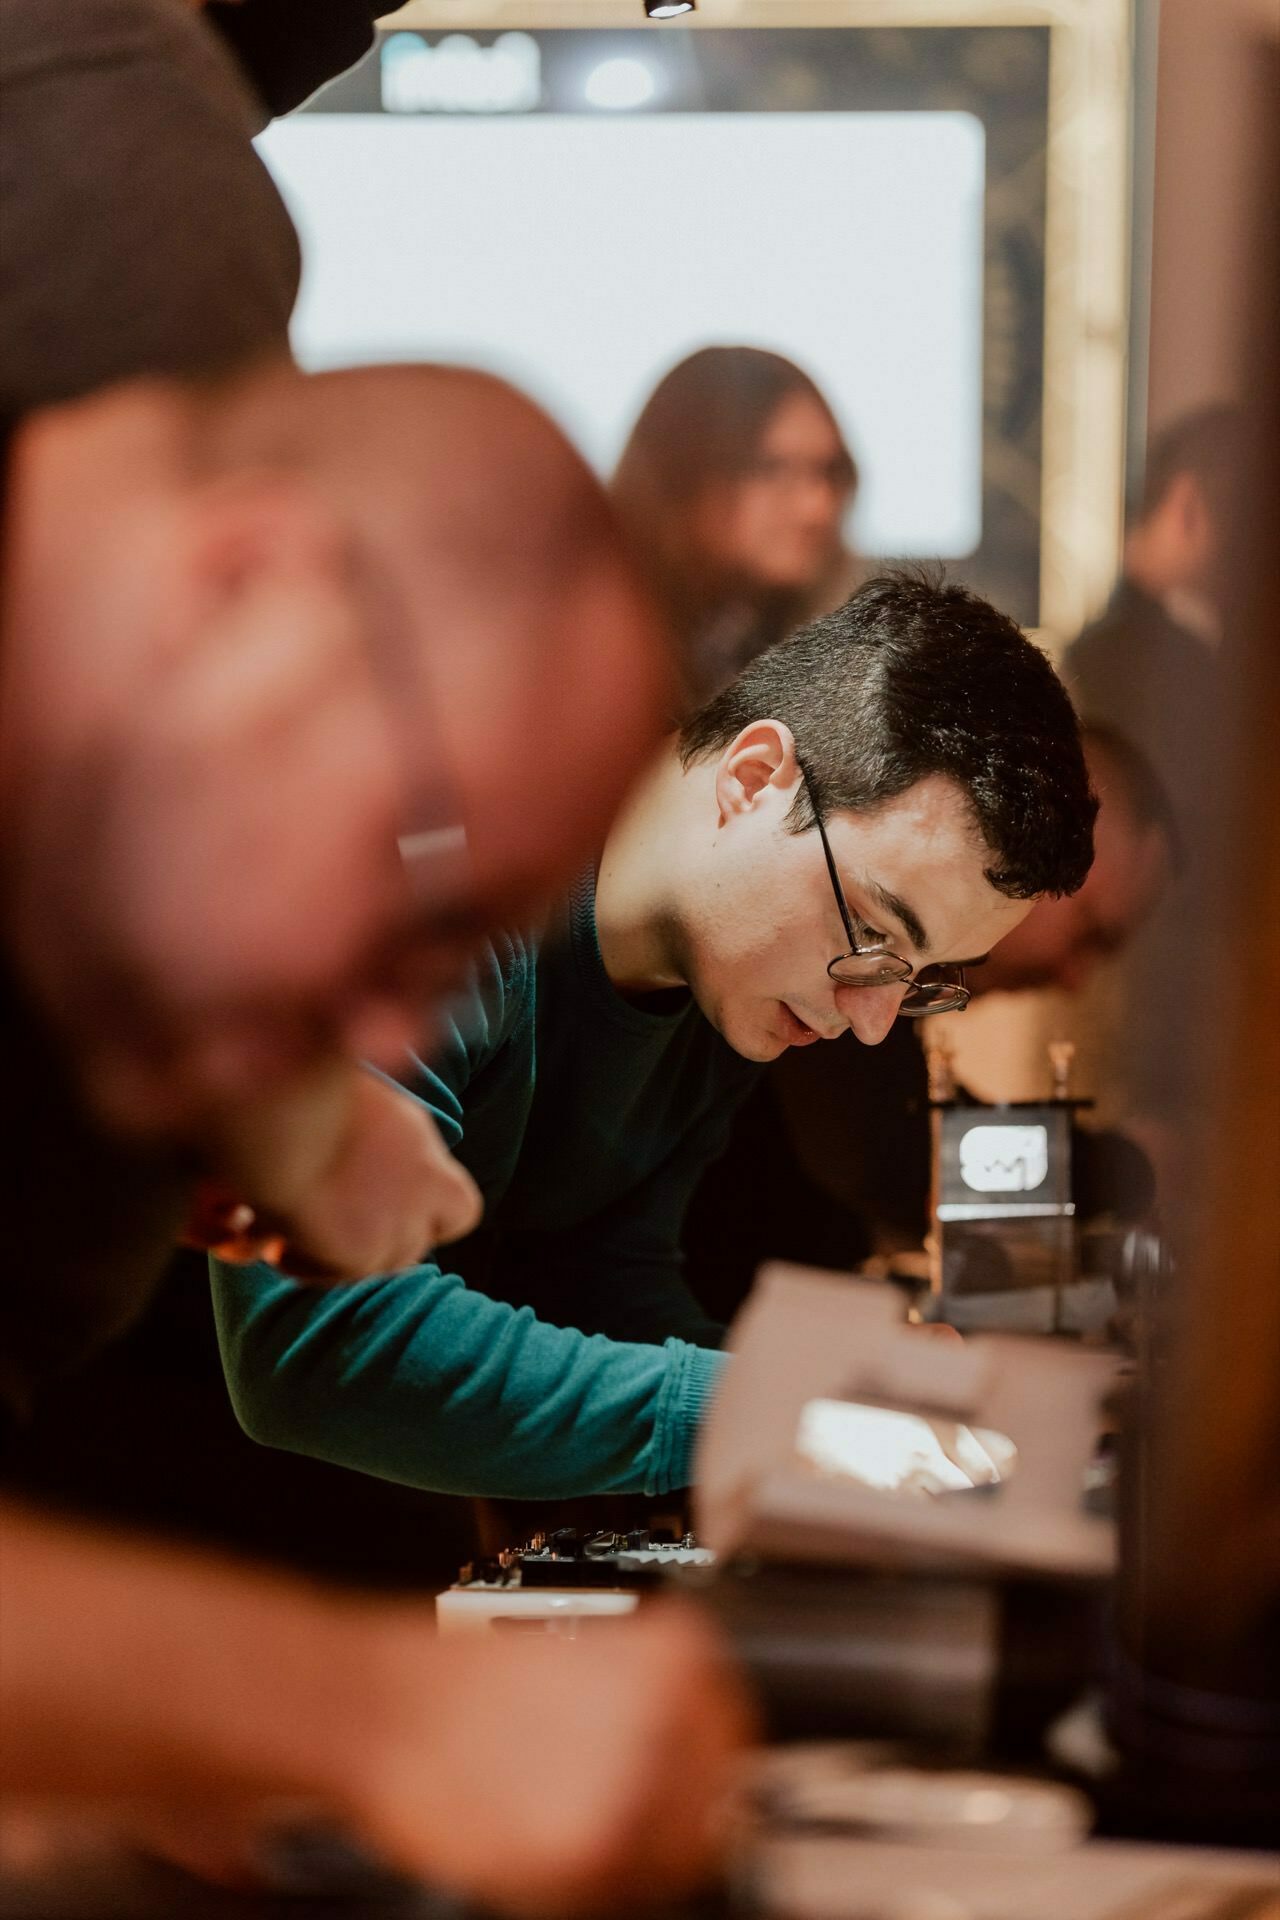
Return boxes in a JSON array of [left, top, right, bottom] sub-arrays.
[[714, 720, 801, 823]]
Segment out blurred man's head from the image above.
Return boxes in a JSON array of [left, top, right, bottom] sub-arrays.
[[0, 362, 670, 1130], [1124, 404, 1241, 610], [970, 725, 1175, 996]]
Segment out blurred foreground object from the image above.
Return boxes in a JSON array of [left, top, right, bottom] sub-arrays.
[[748, 1810, 1278, 1920], [1108, 16, 1280, 1842], [0, 1500, 752, 1915], [205, 0, 384, 119], [0, 0, 297, 423], [690, 1266, 1116, 1764], [1, 360, 668, 1139], [181, 1067, 482, 1280], [0, 358, 669, 1365], [696, 1266, 1118, 1583]]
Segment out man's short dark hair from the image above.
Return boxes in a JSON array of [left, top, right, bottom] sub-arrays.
[[679, 571, 1097, 900]]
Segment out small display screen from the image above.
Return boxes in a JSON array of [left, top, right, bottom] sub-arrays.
[[959, 1123, 1049, 1194]]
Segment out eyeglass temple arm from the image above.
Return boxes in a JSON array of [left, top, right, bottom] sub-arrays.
[[815, 817, 861, 953], [798, 758, 861, 954]]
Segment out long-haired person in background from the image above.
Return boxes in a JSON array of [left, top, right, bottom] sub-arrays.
[[612, 346, 860, 705]]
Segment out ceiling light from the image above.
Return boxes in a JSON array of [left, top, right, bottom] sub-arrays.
[[584, 56, 656, 109]]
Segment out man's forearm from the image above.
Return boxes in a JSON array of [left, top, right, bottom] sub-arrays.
[[0, 1500, 392, 1806], [0, 1500, 754, 1913]]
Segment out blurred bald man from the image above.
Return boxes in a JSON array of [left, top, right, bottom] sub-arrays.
[[0, 363, 757, 1913], [0, 8, 754, 1900], [0, 359, 668, 1400]]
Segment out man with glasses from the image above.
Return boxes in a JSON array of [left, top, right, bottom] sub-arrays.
[[685, 723, 1177, 1308], [214, 572, 1096, 1503]]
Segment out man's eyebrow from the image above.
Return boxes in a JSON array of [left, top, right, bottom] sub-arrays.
[[867, 881, 930, 955]]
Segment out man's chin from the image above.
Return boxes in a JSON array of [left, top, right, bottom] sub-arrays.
[[740, 1034, 789, 1064], [716, 1011, 790, 1065], [689, 984, 789, 1063]]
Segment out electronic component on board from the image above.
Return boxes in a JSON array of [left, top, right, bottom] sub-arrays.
[[437, 1528, 714, 1635]]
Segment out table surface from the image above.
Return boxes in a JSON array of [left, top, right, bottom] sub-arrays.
[[3, 1825, 1277, 1920]]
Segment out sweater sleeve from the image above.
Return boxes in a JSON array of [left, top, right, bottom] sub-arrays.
[[209, 943, 725, 1498], [211, 1260, 723, 1498]]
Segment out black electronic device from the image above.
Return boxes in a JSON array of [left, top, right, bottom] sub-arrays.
[[456, 1527, 713, 1593], [926, 1042, 1123, 1334]]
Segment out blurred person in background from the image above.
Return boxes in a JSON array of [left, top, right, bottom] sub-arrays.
[[958, 724, 1177, 999], [1062, 404, 1241, 1179], [1063, 404, 1241, 828], [612, 345, 860, 705], [684, 723, 1177, 1314]]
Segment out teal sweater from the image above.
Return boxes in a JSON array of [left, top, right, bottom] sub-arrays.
[[211, 879, 760, 1499]]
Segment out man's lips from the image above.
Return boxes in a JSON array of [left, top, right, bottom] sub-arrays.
[[779, 1002, 821, 1046]]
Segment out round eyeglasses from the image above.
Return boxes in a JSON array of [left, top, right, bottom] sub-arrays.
[[801, 765, 971, 1019]]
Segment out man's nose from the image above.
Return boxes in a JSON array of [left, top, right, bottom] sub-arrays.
[[836, 983, 908, 1046]]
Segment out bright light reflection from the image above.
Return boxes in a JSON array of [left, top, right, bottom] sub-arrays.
[[796, 1399, 1017, 1496], [584, 58, 657, 111]]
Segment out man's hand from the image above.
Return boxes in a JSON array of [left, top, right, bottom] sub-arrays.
[[348, 1601, 755, 1915], [186, 1065, 481, 1279], [1, 1507, 755, 1916]]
